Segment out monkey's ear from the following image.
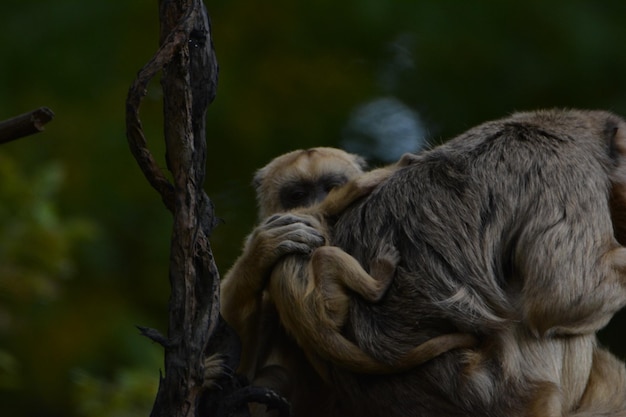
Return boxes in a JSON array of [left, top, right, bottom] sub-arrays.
[[252, 167, 266, 192], [606, 118, 621, 161], [606, 115, 626, 162], [607, 115, 626, 245]]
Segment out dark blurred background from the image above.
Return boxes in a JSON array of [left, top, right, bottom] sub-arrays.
[[1, 0, 626, 415]]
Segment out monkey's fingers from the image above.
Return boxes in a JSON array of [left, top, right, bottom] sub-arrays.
[[397, 152, 420, 166], [259, 220, 326, 245], [258, 213, 326, 247], [371, 243, 400, 268], [262, 213, 322, 230], [247, 220, 326, 273], [273, 227, 326, 257]]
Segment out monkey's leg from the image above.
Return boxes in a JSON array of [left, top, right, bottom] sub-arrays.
[[310, 246, 394, 304], [523, 239, 626, 337], [550, 246, 626, 336], [608, 245, 626, 274], [300, 245, 396, 340]]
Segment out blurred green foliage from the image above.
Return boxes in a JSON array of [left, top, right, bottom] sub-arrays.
[[1, 0, 626, 415]]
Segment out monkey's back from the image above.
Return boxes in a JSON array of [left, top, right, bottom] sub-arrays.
[[329, 109, 626, 416]]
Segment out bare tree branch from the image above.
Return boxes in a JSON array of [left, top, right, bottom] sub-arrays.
[[0, 107, 54, 144]]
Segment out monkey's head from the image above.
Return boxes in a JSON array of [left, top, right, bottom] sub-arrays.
[[253, 147, 367, 219]]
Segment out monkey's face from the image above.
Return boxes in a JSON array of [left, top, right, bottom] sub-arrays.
[[278, 172, 349, 211], [253, 147, 367, 219]]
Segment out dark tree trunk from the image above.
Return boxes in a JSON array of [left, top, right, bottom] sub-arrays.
[[125, 1, 225, 416], [125, 2, 290, 416]]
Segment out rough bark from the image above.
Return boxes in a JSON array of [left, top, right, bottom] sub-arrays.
[[125, 1, 289, 416], [126, 1, 222, 416]]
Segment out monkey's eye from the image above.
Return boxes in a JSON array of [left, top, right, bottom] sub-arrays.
[[280, 184, 312, 210], [287, 189, 308, 202]]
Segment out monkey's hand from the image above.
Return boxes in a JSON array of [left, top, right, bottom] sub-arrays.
[[248, 213, 326, 275], [368, 244, 400, 301], [225, 213, 325, 287], [221, 213, 325, 335], [397, 152, 421, 166]]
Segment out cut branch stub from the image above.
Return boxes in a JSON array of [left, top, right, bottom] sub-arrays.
[[0, 107, 55, 144]]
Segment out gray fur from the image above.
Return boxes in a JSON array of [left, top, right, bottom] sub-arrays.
[[318, 109, 626, 416]]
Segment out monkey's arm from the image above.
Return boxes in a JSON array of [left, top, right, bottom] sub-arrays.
[[314, 153, 418, 217], [220, 213, 326, 374]]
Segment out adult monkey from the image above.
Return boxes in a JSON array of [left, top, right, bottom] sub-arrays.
[[220, 147, 366, 380], [272, 110, 626, 416], [218, 148, 365, 416]]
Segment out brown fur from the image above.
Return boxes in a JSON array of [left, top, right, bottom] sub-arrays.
[[216, 148, 367, 416], [220, 148, 367, 381]]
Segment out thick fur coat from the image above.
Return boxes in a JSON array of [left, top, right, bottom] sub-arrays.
[[308, 110, 626, 416]]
